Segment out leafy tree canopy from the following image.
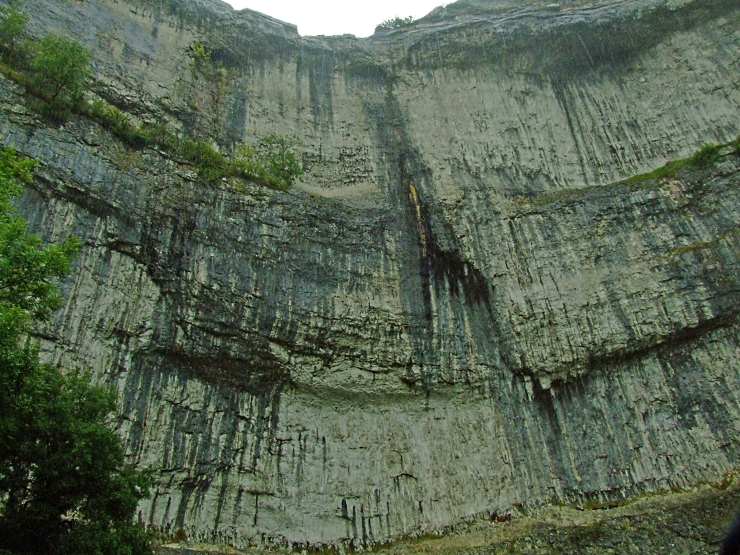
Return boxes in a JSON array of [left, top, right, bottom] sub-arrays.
[[0, 5, 28, 61], [30, 33, 91, 118], [0, 147, 152, 555]]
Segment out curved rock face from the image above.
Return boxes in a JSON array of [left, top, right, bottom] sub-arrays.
[[4, 0, 740, 547]]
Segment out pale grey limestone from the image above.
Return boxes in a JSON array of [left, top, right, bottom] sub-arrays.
[[1, 0, 740, 548]]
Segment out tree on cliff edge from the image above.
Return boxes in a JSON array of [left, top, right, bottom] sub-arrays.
[[0, 147, 152, 555]]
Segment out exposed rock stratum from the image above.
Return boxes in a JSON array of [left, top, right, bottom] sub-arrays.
[[2, 0, 740, 548]]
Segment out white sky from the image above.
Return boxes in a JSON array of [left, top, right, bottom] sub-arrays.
[[225, 0, 446, 38]]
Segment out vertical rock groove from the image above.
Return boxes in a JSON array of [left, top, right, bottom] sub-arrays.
[[5, 0, 740, 547]]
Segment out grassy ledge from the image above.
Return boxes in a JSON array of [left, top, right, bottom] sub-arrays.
[[516, 141, 737, 208]]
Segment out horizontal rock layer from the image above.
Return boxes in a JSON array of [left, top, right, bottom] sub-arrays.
[[3, 0, 740, 547]]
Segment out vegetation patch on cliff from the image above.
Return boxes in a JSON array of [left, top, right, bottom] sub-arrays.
[[376, 16, 414, 32], [0, 7, 302, 190]]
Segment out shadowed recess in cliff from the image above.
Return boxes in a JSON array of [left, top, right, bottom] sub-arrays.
[[408, 177, 516, 386], [338, 54, 392, 89], [402, 0, 740, 77], [408, 180, 493, 309], [150, 345, 290, 391]]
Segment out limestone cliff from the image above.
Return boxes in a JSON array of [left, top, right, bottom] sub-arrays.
[[2, 0, 740, 548]]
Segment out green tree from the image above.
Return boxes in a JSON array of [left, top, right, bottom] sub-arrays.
[[30, 33, 91, 119], [0, 147, 152, 555], [689, 142, 722, 169], [0, 5, 28, 63]]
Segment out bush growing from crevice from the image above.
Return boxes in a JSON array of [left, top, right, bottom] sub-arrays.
[[522, 138, 737, 207], [0, 12, 91, 122], [83, 99, 182, 152], [82, 109, 302, 188], [140, 122, 178, 150], [619, 141, 728, 187], [232, 134, 303, 190], [85, 99, 149, 147], [179, 138, 229, 180], [619, 158, 687, 186], [256, 134, 302, 189], [689, 142, 721, 169]]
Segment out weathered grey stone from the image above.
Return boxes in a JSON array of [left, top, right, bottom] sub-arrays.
[[1, 0, 740, 548]]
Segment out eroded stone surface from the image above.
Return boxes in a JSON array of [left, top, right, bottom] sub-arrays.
[[2, 0, 740, 547]]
